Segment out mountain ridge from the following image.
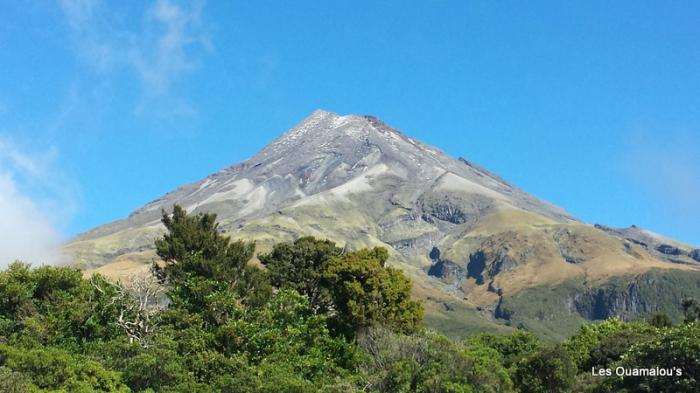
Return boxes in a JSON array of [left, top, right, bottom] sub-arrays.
[[66, 109, 700, 340], [72, 109, 574, 242]]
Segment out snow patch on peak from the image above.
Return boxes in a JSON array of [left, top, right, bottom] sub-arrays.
[[331, 115, 351, 128], [277, 109, 338, 143], [309, 108, 336, 118]]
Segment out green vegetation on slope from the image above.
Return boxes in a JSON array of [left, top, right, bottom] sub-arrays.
[[496, 269, 700, 341], [2, 206, 699, 392]]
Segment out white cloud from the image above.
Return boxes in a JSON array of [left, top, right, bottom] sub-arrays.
[[60, 0, 211, 114], [131, 0, 210, 96], [0, 138, 78, 266], [60, 0, 117, 72]]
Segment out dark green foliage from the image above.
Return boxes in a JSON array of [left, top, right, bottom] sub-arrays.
[[154, 205, 271, 314], [323, 247, 424, 336], [609, 323, 700, 393], [3, 206, 700, 392], [564, 319, 657, 371], [0, 366, 32, 393], [467, 331, 544, 369], [648, 312, 673, 328], [682, 298, 700, 323], [154, 205, 252, 283], [359, 327, 513, 392], [262, 239, 424, 337], [0, 343, 129, 392], [260, 237, 342, 313], [514, 346, 576, 393], [0, 262, 132, 349], [216, 290, 360, 386]]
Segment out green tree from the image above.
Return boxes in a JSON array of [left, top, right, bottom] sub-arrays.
[[610, 323, 700, 393], [648, 312, 673, 328], [564, 319, 656, 371], [0, 343, 129, 392], [0, 262, 133, 350], [323, 247, 423, 336], [154, 205, 271, 314], [468, 331, 543, 371], [514, 346, 576, 393], [0, 366, 32, 393], [682, 298, 700, 323], [359, 327, 513, 393], [259, 237, 343, 313], [216, 290, 359, 383], [155, 204, 253, 284], [260, 239, 423, 337]]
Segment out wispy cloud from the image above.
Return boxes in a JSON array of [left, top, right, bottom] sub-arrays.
[[621, 129, 700, 237], [60, 0, 211, 116], [0, 138, 79, 266], [131, 0, 210, 96]]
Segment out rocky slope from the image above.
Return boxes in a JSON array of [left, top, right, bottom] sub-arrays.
[[65, 110, 700, 339]]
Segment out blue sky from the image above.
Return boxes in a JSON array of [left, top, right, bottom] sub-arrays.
[[1, 1, 699, 262]]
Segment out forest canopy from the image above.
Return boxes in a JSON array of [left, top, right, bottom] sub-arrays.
[[0, 205, 698, 392]]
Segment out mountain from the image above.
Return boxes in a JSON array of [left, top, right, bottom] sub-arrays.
[[65, 110, 700, 340]]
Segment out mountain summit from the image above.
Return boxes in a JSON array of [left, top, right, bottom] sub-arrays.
[[66, 110, 700, 339]]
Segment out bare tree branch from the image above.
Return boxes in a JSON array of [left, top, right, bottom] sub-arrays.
[[110, 273, 166, 348]]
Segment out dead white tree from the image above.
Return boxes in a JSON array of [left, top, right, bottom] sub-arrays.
[[117, 273, 165, 348], [92, 272, 165, 348]]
